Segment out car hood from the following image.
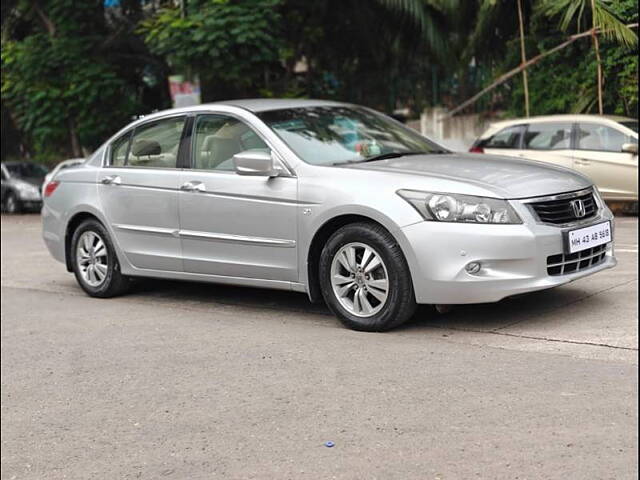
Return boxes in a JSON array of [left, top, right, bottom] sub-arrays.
[[14, 176, 45, 187], [344, 153, 591, 199]]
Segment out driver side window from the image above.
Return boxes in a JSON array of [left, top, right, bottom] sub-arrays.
[[192, 115, 268, 171]]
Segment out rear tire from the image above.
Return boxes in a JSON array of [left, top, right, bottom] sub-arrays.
[[319, 222, 416, 331], [70, 219, 130, 298]]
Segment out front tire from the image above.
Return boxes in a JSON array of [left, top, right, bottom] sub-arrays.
[[4, 192, 21, 214], [70, 219, 130, 298], [319, 222, 416, 331]]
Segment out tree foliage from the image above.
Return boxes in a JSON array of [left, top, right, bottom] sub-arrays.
[[2, 0, 166, 158], [0, 0, 638, 162], [139, 0, 283, 98]]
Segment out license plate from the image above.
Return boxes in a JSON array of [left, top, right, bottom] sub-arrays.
[[566, 221, 612, 254]]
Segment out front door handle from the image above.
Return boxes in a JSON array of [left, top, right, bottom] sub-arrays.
[[574, 159, 591, 166], [101, 175, 121, 185], [180, 181, 205, 192]]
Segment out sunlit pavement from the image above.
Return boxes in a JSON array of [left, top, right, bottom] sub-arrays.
[[1, 214, 637, 479]]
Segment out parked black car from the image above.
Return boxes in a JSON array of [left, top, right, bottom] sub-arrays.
[[1, 161, 48, 213]]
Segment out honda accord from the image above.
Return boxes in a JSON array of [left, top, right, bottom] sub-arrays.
[[42, 99, 616, 331]]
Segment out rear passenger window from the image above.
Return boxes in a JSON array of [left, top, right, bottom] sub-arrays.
[[128, 117, 186, 168], [524, 123, 572, 150], [576, 123, 629, 152], [484, 125, 524, 149]]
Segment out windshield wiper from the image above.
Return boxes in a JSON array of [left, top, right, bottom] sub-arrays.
[[357, 149, 449, 163], [331, 149, 448, 166]]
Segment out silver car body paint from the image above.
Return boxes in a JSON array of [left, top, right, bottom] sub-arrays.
[[42, 100, 616, 304]]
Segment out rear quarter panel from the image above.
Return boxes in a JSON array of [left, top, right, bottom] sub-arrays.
[[42, 164, 120, 266]]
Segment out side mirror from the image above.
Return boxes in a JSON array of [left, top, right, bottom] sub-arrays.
[[233, 149, 279, 177], [131, 139, 161, 157], [621, 143, 638, 155]]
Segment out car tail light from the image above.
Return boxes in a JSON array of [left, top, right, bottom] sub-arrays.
[[469, 146, 484, 153], [43, 180, 60, 197]]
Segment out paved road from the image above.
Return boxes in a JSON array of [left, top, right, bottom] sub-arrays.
[[1, 214, 637, 479]]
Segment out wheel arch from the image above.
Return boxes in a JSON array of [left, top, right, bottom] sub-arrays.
[[305, 213, 413, 304]]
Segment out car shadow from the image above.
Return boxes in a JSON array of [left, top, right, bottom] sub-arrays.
[[126, 277, 607, 333], [127, 277, 330, 316], [399, 284, 613, 333]]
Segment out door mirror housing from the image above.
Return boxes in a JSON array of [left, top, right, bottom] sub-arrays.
[[621, 142, 638, 155], [233, 149, 279, 177]]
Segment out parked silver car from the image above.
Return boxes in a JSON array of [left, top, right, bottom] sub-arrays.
[[1, 161, 48, 213], [42, 99, 616, 331]]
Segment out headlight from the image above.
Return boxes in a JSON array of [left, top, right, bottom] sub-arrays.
[[397, 190, 522, 224]]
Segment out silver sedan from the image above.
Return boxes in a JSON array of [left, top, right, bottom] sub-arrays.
[[42, 99, 616, 331]]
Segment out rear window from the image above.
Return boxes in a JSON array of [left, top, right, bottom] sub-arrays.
[[524, 123, 572, 150], [5, 163, 48, 178], [482, 125, 524, 149]]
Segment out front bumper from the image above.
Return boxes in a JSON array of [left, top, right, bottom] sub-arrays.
[[20, 199, 43, 211], [398, 203, 616, 305]]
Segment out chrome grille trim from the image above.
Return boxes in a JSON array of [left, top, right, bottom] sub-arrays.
[[523, 188, 599, 225], [546, 244, 608, 276]]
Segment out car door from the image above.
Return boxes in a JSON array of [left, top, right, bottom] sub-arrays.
[[572, 122, 638, 200], [98, 115, 189, 271], [178, 113, 298, 281], [519, 122, 574, 168]]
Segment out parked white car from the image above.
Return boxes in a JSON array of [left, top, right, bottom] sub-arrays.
[[471, 115, 638, 204]]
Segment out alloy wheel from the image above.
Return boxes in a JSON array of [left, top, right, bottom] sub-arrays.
[[76, 231, 109, 287], [330, 242, 389, 317]]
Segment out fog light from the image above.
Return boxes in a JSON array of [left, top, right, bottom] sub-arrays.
[[465, 262, 482, 274]]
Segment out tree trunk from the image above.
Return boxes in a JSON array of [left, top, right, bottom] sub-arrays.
[[517, 0, 530, 117], [68, 118, 82, 158], [591, 0, 604, 114]]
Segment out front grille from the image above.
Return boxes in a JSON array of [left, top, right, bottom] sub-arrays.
[[529, 190, 598, 224], [547, 244, 608, 276]]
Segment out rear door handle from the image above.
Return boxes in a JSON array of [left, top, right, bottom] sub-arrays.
[[101, 175, 121, 185], [180, 181, 205, 192], [574, 159, 591, 166]]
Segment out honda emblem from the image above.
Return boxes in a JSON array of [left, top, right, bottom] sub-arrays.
[[571, 199, 586, 218]]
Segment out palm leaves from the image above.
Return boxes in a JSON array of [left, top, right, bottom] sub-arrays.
[[541, 0, 637, 114], [541, 0, 637, 47], [375, 0, 460, 55]]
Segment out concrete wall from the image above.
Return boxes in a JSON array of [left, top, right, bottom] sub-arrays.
[[408, 107, 491, 152]]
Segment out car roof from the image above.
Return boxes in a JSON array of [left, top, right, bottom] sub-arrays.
[[132, 99, 352, 123], [490, 114, 636, 128], [217, 98, 348, 112], [481, 114, 638, 139]]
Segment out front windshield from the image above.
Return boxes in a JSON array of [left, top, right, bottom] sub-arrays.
[[257, 106, 446, 165], [6, 163, 48, 178]]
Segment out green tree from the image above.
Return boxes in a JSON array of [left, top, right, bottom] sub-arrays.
[[276, 0, 459, 111], [541, 0, 637, 114], [139, 0, 284, 101], [1, 1, 167, 160]]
